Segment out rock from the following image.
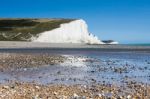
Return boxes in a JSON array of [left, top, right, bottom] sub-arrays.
[[32, 95, 39, 99], [10, 85, 15, 89], [73, 78, 77, 82], [2, 60, 5, 63], [61, 78, 65, 81], [35, 86, 40, 90], [62, 95, 68, 99], [82, 89, 87, 93], [3, 86, 9, 89], [95, 93, 102, 98], [57, 71, 61, 74], [90, 70, 95, 73], [73, 93, 80, 99], [91, 79, 96, 83], [23, 68, 27, 71], [81, 96, 86, 99], [98, 93, 102, 97], [83, 85, 87, 88], [127, 95, 132, 99], [53, 92, 57, 95]]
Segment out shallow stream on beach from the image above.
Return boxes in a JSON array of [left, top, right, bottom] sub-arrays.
[[0, 50, 150, 86]]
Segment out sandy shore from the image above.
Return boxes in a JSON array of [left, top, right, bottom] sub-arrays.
[[0, 41, 150, 51]]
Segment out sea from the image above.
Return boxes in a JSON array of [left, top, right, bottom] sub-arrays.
[[125, 44, 150, 46]]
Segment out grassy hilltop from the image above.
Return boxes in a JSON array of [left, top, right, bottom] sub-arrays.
[[0, 18, 75, 41]]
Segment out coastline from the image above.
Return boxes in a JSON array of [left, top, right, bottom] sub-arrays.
[[0, 41, 150, 51], [0, 52, 149, 98], [0, 42, 149, 98]]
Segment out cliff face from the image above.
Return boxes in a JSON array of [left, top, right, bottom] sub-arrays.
[[0, 18, 103, 44], [33, 19, 104, 44]]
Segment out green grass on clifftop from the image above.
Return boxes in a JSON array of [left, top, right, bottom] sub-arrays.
[[0, 18, 75, 41]]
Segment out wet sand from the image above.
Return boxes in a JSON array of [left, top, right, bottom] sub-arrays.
[[0, 41, 150, 51], [0, 43, 150, 98]]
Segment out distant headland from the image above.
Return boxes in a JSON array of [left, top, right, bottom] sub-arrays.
[[0, 18, 118, 44]]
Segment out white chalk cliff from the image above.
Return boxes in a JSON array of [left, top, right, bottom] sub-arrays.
[[33, 19, 104, 44]]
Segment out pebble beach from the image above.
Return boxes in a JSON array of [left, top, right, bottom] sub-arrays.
[[0, 42, 150, 99]]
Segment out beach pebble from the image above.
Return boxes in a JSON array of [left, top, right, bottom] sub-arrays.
[[2, 60, 5, 63], [62, 95, 68, 99], [53, 92, 57, 95], [32, 95, 39, 99], [127, 95, 132, 99], [81, 96, 86, 99], [73, 93, 80, 99], [91, 79, 96, 83], [23, 68, 27, 71], [35, 86, 40, 90], [3, 86, 9, 89], [57, 71, 61, 74], [97, 93, 102, 97]]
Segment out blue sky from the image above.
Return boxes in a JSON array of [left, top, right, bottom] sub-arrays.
[[0, 0, 150, 44]]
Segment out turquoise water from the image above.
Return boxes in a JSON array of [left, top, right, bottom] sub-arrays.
[[125, 44, 150, 46]]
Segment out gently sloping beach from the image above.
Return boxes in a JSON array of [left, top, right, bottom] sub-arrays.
[[0, 41, 150, 50], [0, 42, 150, 98]]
